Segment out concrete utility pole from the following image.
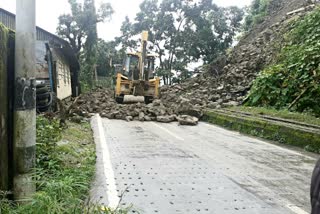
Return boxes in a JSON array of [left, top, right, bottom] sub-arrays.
[[13, 0, 36, 201]]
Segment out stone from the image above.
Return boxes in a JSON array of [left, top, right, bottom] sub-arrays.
[[176, 100, 203, 118], [126, 116, 133, 122], [152, 99, 162, 106], [156, 115, 175, 123], [209, 94, 221, 101], [177, 115, 198, 126], [139, 112, 145, 121], [222, 101, 239, 107], [214, 99, 222, 105], [144, 116, 152, 121], [207, 102, 219, 109]]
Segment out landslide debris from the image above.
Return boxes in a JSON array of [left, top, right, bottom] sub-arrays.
[[67, 0, 317, 125], [161, 0, 317, 111], [68, 87, 201, 125]]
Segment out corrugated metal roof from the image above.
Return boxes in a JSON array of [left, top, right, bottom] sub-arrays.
[[0, 8, 68, 47]]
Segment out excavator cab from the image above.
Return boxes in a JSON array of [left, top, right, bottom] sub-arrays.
[[125, 54, 140, 80], [114, 31, 160, 104], [146, 55, 156, 80]]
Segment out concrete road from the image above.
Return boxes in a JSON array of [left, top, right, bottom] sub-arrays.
[[90, 115, 318, 214]]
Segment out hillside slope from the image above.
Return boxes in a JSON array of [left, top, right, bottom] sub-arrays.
[[161, 0, 317, 113], [69, 0, 319, 123]]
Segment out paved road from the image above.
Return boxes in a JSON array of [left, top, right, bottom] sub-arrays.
[[90, 115, 318, 214]]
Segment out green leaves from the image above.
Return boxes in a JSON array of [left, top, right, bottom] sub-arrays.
[[36, 116, 62, 171], [117, 0, 244, 84], [246, 8, 320, 116], [57, 0, 114, 88], [244, 0, 270, 31]]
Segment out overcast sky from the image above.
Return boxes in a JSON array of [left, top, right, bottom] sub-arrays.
[[0, 0, 252, 41]]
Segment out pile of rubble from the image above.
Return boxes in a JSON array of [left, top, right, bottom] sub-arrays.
[[68, 88, 200, 125], [67, 0, 315, 126], [160, 0, 314, 110]]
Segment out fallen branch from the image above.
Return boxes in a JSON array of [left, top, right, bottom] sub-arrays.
[[288, 87, 309, 110]]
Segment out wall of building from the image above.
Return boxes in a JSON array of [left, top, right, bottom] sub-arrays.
[[55, 55, 72, 100], [1, 8, 78, 101]]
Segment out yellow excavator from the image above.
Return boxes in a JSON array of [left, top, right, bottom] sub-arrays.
[[114, 31, 160, 104]]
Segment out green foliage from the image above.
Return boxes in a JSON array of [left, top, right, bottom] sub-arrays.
[[244, 0, 270, 31], [117, 0, 244, 84], [57, 0, 113, 56], [204, 110, 320, 153], [36, 116, 62, 171], [230, 106, 320, 126], [57, 0, 114, 89], [246, 8, 320, 116], [96, 39, 124, 78]]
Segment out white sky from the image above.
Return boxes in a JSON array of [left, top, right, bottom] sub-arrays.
[[0, 0, 252, 41]]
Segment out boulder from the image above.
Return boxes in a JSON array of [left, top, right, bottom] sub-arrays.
[[156, 115, 176, 123], [126, 116, 133, 122], [144, 116, 152, 121], [152, 99, 162, 106], [139, 112, 145, 121], [175, 98, 203, 118], [177, 115, 199, 126]]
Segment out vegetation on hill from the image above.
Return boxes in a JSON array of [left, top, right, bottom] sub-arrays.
[[246, 8, 320, 116], [244, 0, 270, 31]]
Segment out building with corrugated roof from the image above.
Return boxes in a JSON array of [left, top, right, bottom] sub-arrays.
[[0, 8, 80, 99]]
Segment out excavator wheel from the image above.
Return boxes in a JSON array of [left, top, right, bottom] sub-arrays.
[[115, 95, 124, 104], [144, 96, 153, 104]]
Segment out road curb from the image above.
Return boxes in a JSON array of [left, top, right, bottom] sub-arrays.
[[203, 110, 320, 153]]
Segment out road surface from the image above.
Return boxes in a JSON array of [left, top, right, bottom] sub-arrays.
[[90, 115, 318, 214]]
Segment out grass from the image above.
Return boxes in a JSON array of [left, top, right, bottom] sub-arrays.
[[0, 116, 131, 214], [228, 106, 320, 126], [203, 110, 320, 153]]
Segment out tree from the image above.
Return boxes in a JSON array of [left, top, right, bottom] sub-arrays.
[[96, 39, 124, 77], [83, 0, 99, 87], [184, 3, 244, 63], [57, 0, 114, 87], [57, 0, 113, 58], [117, 0, 244, 85]]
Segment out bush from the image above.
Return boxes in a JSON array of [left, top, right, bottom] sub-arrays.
[[0, 117, 98, 213], [36, 116, 62, 171], [246, 8, 320, 116]]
